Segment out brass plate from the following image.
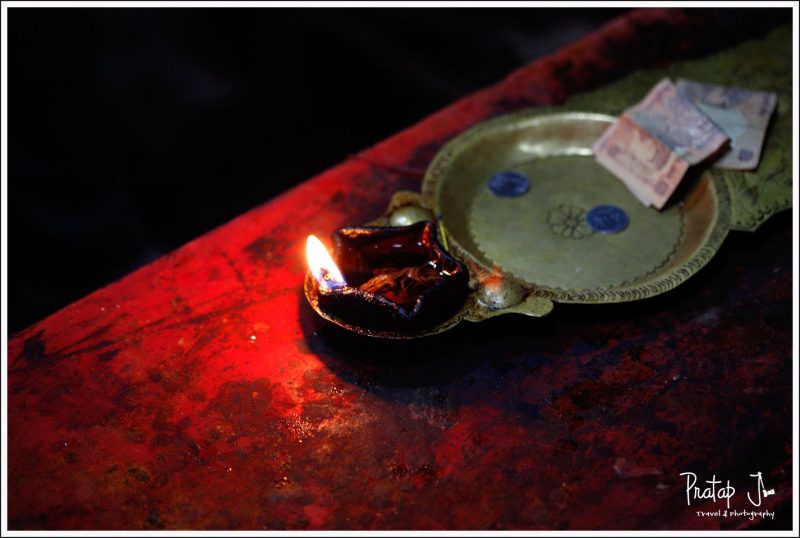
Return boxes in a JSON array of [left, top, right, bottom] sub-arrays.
[[422, 111, 731, 304]]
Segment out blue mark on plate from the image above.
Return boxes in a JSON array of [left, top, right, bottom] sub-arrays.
[[487, 171, 530, 197], [586, 205, 629, 234]]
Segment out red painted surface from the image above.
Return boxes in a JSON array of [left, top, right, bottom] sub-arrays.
[[8, 9, 793, 530]]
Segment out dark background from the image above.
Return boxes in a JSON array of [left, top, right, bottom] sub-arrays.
[[7, 7, 789, 333]]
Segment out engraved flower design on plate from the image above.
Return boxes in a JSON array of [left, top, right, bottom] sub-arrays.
[[547, 204, 594, 239]]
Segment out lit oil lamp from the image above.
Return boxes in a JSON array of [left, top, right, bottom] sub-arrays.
[[306, 235, 347, 291], [304, 222, 470, 338]]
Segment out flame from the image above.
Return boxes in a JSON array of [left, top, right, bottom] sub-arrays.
[[306, 235, 347, 290]]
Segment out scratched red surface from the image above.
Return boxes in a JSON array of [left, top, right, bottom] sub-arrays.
[[8, 9, 793, 530]]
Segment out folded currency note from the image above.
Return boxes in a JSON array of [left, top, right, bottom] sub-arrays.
[[594, 78, 778, 209], [676, 79, 777, 170], [592, 113, 690, 209], [593, 78, 730, 209]]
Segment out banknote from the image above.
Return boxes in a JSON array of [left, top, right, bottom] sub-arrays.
[[627, 79, 729, 165], [676, 79, 777, 169], [593, 78, 729, 209], [593, 113, 690, 209]]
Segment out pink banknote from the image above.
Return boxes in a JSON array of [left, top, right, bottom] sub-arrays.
[[627, 79, 729, 165], [593, 113, 690, 209], [593, 78, 730, 209]]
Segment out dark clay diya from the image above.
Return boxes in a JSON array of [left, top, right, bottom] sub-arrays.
[[304, 221, 470, 338]]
